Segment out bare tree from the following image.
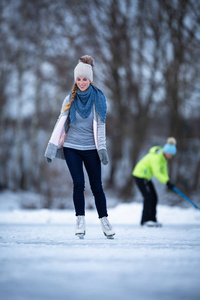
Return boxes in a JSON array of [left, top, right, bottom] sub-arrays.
[[1, 0, 200, 206], [157, 0, 200, 192]]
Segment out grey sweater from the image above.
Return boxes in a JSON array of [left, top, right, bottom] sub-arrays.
[[44, 95, 107, 161]]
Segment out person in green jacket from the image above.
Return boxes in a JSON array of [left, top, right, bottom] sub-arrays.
[[132, 137, 177, 227]]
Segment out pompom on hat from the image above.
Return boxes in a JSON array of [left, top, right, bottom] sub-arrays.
[[163, 137, 177, 155], [74, 55, 94, 82]]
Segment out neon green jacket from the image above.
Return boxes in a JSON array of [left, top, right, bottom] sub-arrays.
[[132, 146, 169, 184]]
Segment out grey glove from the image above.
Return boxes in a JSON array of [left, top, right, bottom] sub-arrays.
[[98, 149, 109, 165], [46, 157, 52, 163]]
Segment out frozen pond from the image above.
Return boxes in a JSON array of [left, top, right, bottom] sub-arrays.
[[0, 221, 200, 300]]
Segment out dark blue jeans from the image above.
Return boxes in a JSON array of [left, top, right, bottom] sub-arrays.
[[63, 148, 108, 218]]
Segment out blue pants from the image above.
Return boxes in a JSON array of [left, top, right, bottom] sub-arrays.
[[63, 148, 108, 218]]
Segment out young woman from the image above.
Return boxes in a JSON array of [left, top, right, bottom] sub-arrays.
[[132, 137, 177, 227], [45, 55, 115, 239]]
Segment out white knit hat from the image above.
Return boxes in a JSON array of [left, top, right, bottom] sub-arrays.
[[74, 62, 93, 82]]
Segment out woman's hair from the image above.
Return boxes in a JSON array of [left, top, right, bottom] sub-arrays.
[[63, 55, 94, 112], [63, 83, 78, 112]]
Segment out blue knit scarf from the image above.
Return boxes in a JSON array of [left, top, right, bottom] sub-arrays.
[[69, 84, 107, 125]]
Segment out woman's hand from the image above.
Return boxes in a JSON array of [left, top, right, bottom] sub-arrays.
[[98, 149, 109, 165]]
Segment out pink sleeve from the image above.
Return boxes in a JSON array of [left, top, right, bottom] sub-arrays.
[[49, 115, 67, 146], [93, 119, 98, 149]]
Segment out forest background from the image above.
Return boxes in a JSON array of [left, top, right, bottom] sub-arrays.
[[0, 0, 200, 209]]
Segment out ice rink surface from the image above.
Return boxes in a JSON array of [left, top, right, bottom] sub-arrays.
[[0, 213, 200, 300]]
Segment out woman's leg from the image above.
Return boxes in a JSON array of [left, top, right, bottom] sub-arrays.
[[63, 148, 85, 216], [83, 150, 108, 218]]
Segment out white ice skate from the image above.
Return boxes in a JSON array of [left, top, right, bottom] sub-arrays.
[[75, 216, 86, 239], [100, 217, 115, 239], [142, 221, 162, 227]]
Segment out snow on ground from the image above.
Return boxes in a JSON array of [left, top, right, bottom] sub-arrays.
[[0, 192, 200, 300]]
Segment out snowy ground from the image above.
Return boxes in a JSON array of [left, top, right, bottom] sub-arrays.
[[0, 194, 200, 300]]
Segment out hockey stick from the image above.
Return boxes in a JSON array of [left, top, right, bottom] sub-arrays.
[[173, 187, 200, 210]]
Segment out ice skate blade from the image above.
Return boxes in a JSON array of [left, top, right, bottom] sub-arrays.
[[75, 231, 85, 239], [104, 232, 115, 239], [106, 235, 114, 239], [76, 234, 85, 239]]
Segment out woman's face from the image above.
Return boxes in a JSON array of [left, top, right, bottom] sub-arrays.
[[76, 77, 90, 92]]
